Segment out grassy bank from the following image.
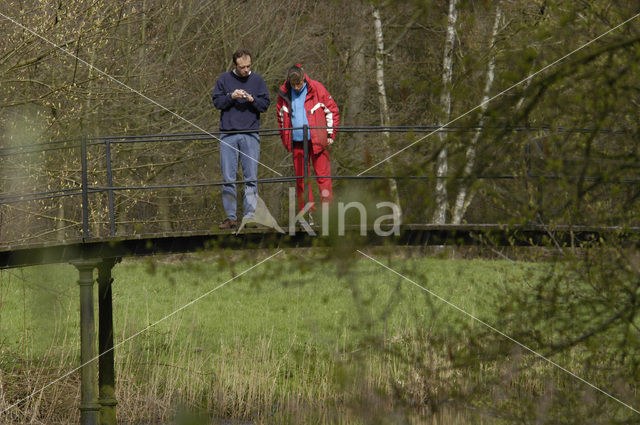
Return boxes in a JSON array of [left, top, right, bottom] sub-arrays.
[[0, 247, 625, 423]]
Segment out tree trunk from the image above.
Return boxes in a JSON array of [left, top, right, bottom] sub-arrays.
[[372, 6, 402, 221], [432, 0, 458, 224], [452, 3, 502, 224], [345, 48, 366, 127], [344, 3, 369, 155]]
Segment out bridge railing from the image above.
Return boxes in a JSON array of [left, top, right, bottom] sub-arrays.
[[0, 125, 636, 247]]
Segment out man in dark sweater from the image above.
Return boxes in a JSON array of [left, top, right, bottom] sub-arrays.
[[212, 49, 270, 229]]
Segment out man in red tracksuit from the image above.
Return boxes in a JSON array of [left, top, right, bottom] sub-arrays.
[[276, 65, 340, 222]]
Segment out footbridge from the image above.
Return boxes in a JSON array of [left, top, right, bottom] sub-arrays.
[[1, 126, 638, 424]]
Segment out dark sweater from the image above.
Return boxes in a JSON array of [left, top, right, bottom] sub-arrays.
[[212, 71, 270, 132]]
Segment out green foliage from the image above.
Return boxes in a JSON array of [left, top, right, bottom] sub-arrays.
[[0, 251, 529, 423]]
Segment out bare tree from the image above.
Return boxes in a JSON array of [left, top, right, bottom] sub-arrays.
[[372, 5, 402, 221], [451, 2, 503, 224], [432, 0, 458, 224]]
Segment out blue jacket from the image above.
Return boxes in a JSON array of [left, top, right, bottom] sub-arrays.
[[290, 83, 310, 141], [212, 71, 270, 132]]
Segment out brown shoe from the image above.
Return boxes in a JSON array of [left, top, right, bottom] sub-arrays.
[[219, 218, 238, 229]]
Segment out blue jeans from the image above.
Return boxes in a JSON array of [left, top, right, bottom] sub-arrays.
[[219, 133, 259, 220]]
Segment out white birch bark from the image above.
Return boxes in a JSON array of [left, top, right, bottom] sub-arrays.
[[372, 6, 402, 221], [432, 0, 458, 224], [452, 4, 502, 224], [373, 7, 390, 132]]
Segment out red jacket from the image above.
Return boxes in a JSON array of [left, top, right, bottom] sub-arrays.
[[276, 74, 340, 154]]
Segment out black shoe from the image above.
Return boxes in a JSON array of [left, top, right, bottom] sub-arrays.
[[243, 220, 259, 229], [219, 218, 238, 229], [239, 217, 268, 230]]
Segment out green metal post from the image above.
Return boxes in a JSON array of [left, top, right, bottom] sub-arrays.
[[97, 259, 119, 425], [72, 259, 101, 425]]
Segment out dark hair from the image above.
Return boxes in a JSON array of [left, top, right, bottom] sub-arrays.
[[232, 49, 252, 65], [287, 65, 305, 85]]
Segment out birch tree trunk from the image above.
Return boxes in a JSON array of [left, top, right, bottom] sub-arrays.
[[372, 6, 402, 221], [432, 0, 458, 224], [452, 3, 502, 224]]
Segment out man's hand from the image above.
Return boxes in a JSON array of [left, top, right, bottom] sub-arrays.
[[231, 89, 254, 102]]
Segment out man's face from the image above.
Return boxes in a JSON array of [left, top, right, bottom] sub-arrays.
[[234, 55, 251, 77]]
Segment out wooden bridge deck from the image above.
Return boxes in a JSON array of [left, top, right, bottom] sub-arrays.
[[2, 223, 637, 269]]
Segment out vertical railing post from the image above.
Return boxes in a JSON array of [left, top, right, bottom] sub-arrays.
[[105, 141, 116, 237], [524, 139, 533, 206], [81, 135, 91, 239], [524, 142, 532, 179], [302, 125, 310, 208], [535, 133, 544, 217]]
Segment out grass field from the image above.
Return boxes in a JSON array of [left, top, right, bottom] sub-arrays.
[[0, 247, 625, 424]]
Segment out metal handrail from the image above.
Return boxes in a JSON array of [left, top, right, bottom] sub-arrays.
[[0, 125, 637, 242], [0, 124, 630, 154]]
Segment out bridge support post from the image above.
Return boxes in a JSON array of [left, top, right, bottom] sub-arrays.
[[71, 259, 101, 425], [97, 258, 119, 425]]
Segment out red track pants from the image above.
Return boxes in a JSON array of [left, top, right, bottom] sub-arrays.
[[292, 141, 333, 212]]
